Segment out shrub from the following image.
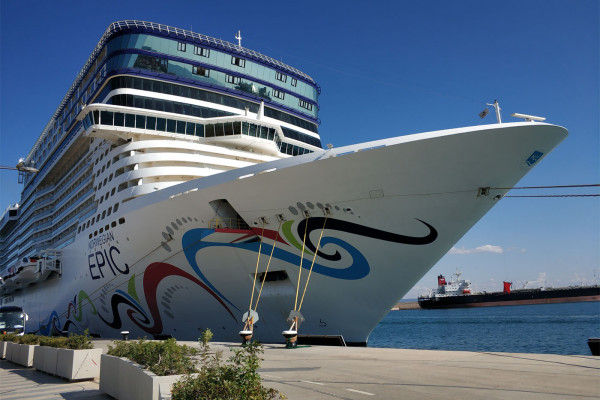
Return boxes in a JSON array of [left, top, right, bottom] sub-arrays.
[[171, 330, 284, 400], [107, 338, 198, 376], [1, 333, 18, 342], [0, 331, 93, 349], [17, 334, 40, 345]]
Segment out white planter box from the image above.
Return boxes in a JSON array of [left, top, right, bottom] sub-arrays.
[[56, 348, 102, 381], [7, 343, 36, 367], [33, 346, 59, 375], [5, 341, 17, 361], [0, 341, 6, 359], [100, 354, 188, 400]]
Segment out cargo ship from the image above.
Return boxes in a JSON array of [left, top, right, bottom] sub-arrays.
[[418, 272, 600, 309]]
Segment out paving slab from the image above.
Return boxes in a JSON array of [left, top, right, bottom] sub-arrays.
[[1, 341, 598, 399]]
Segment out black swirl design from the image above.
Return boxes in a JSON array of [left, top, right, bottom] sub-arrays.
[[297, 218, 438, 261], [98, 293, 151, 329]]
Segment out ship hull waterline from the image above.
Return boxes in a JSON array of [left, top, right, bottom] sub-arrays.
[[1, 122, 567, 344]]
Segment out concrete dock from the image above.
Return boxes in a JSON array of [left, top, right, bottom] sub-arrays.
[[1, 341, 599, 399]]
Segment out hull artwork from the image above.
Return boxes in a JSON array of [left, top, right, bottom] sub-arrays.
[[3, 123, 566, 344], [0, 21, 567, 345]]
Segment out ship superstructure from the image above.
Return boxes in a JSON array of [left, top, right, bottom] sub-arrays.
[[0, 21, 568, 345]]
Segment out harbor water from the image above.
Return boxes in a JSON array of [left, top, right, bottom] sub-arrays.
[[368, 301, 600, 355]]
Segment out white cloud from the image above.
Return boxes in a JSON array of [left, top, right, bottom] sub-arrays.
[[449, 244, 504, 255]]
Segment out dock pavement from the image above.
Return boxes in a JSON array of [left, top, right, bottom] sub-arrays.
[[1, 340, 598, 399]]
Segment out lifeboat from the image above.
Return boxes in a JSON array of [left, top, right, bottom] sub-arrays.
[[0, 251, 61, 294]]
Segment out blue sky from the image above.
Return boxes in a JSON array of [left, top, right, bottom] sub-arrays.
[[1, 0, 598, 297]]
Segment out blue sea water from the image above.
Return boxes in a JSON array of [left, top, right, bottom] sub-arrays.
[[368, 301, 600, 355]]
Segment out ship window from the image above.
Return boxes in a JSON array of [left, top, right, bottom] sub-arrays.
[[105, 224, 109, 231], [185, 122, 195, 136], [119, 217, 125, 224], [136, 115, 146, 129], [205, 124, 215, 137], [192, 66, 209, 77], [111, 221, 117, 228], [102, 210, 106, 219], [177, 42, 186, 52], [194, 46, 210, 57], [146, 116, 156, 130], [114, 203, 119, 212], [125, 114, 135, 128], [291, 78, 297, 87], [226, 75, 241, 84], [94, 230, 98, 236], [195, 124, 204, 137], [275, 72, 287, 83], [248, 123, 257, 137], [89, 233, 92, 239], [166, 119, 176, 133], [299, 100, 313, 111], [101, 111, 114, 125], [231, 56, 245, 68], [99, 227, 104, 233], [114, 112, 125, 127], [272, 89, 285, 100], [92, 110, 99, 124], [156, 118, 166, 131], [111, 188, 116, 196]]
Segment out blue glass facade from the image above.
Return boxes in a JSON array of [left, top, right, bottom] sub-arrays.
[[23, 22, 322, 190]]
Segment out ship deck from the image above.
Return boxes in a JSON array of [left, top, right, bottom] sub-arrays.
[[1, 340, 598, 399]]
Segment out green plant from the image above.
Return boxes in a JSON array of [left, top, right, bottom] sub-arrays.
[[63, 330, 94, 349], [0, 331, 93, 349], [0, 333, 18, 342], [171, 330, 284, 400], [107, 338, 198, 376], [17, 334, 41, 345]]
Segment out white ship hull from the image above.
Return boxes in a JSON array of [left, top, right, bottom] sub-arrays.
[[1, 122, 566, 344]]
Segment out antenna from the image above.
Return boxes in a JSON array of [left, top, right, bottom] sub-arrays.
[[511, 113, 546, 122], [235, 30, 242, 47], [479, 100, 502, 123]]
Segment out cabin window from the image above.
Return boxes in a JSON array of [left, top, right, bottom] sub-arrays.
[[192, 66, 209, 77], [276, 71, 287, 83], [272, 89, 285, 100], [194, 46, 210, 57], [299, 99, 313, 111], [177, 42, 186, 52], [291, 78, 297, 87], [231, 56, 245, 68], [226, 75, 241, 84]]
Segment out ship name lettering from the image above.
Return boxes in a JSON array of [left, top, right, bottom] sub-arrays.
[[88, 231, 114, 250], [88, 245, 129, 280]]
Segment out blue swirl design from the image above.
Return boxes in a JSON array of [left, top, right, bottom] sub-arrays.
[[181, 228, 371, 308]]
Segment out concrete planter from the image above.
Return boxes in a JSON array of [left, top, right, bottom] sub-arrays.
[[33, 346, 101, 381], [100, 354, 188, 400], [33, 345, 59, 374], [56, 348, 102, 381], [6, 342, 36, 367], [0, 341, 6, 359]]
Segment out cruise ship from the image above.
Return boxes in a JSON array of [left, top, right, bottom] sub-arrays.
[[0, 21, 567, 345]]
